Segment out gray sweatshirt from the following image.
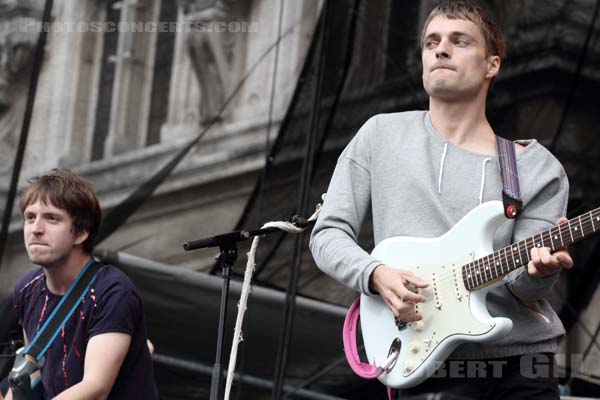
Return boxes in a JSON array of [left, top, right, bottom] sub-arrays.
[[309, 110, 569, 359]]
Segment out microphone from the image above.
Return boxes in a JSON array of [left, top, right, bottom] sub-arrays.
[[183, 230, 250, 251]]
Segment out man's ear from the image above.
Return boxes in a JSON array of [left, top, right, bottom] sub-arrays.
[[486, 55, 501, 79], [74, 230, 89, 246]]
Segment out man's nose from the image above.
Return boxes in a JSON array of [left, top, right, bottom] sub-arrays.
[[436, 38, 451, 58], [30, 218, 45, 234]]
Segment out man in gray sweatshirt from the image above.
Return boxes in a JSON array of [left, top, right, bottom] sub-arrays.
[[309, 2, 574, 399]]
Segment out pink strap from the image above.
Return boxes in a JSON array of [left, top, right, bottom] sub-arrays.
[[343, 298, 383, 379], [387, 386, 395, 400]]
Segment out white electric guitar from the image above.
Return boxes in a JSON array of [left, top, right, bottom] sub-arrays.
[[360, 200, 599, 388]]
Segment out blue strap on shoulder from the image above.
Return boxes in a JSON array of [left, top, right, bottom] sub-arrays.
[[24, 259, 103, 362]]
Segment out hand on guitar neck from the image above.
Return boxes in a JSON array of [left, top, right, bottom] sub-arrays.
[[368, 217, 574, 325], [369, 266, 429, 322], [527, 217, 574, 277]]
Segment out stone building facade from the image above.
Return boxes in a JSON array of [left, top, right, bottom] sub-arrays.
[[0, 0, 320, 291]]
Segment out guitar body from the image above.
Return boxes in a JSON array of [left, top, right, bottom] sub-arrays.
[[360, 201, 514, 388]]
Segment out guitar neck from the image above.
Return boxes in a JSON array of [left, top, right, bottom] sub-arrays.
[[463, 207, 600, 291]]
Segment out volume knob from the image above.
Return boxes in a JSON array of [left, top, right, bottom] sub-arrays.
[[409, 342, 420, 353], [413, 320, 425, 332]]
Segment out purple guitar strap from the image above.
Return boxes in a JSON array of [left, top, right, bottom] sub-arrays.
[[496, 136, 522, 219]]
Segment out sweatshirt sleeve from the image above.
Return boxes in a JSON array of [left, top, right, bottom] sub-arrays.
[[504, 158, 570, 301], [309, 116, 382, 295]]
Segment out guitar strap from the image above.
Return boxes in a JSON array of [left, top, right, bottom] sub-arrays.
[[496, 136, 522, 219], [9, 259, 103, 398]]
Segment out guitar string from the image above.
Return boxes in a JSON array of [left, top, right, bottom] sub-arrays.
[[400, 211, 599, 297], [459, 214, 598, 290]]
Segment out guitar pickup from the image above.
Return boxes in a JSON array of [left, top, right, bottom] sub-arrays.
[[431, 272, 442, 309]]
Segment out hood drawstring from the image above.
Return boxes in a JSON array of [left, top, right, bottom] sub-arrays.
[[438, 142, 448, 194], [437, 143, 492, 204], [479, 157, 491, 204]]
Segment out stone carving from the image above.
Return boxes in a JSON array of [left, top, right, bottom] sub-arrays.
[[0, 0, 42, 171], [178, 0, 248, 124]]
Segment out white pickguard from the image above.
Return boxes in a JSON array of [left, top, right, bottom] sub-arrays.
[[360, 201, 513, 388]]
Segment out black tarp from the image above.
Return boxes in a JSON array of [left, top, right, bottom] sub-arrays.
[[96, 250, 381, 399]]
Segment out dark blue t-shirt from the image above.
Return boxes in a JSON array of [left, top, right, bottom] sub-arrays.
[[12, 264, 156, 399]]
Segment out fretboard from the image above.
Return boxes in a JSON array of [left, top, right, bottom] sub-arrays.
[[462, 207, 600, 291]]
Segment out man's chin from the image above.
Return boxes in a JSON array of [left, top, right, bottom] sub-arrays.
[[428, 85, 471, 101], [28, 254, 58, 268]]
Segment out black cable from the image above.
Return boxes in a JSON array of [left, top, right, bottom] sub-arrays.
[[256, 0, 286, 229], [95, 20, 300, 245], [556, 285, 600, 354], [565, 318, 600, 388], [271, 1, 332, 397], [281, 352, 352, 400], [212, 6, 326, 274], [250, 0, 362, 284], [549, 0, 600, 152], [0, 0, 54, 270]]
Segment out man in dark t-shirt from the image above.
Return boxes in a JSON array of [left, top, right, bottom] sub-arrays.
[[1, 169, 156, 399]]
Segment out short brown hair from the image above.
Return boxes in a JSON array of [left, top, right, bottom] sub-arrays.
[[421, 1, 505, 60], [19, 169, 102, 254]]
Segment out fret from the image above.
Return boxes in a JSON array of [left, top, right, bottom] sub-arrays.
[[494, 250, 502, 276], [485, 256, 494, 281], [567, 220, 574, 243], [495, 249, 504, 278], [578, 215, 584, 238], [513, 243, 523, 268], [549, 227, 555, 250], [478, 258, 487, 283], [467, 262, 475, 288], [502, 247, 510, 273], [523, 238, 531, 263], [571, 218, 583, 242], [483, 256, 492, 281], [467, 266, 472, 290], [503, 246, 511, 273], [481, 258, 488, 283], [517, 241, 527, 267], [550, 226, 560, 250], [509, 244, 517, 271], [485, 256, 493, 281], [480, 258, 487, 284], [539, 231, 546, 249], [469, 261, 476, 287], [571, 217, 583, 242], [581, 212, 591, 236], [558, 222, 565, 247], [474, 258, 481, 283], [492, 251, 500, 279], [535, 233, 544, 249], [543, 230, 552, 248], [592, 211, 597, 232], [496, 250, 504, 275]]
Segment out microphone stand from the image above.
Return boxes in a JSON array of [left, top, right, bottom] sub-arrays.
[[182, 215, 314, 400]]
